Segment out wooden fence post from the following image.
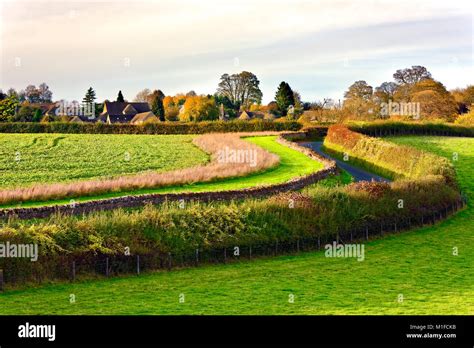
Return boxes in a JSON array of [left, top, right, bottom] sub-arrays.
[[296, 239, 300, 253], [167, 252, 172, 271], [365, 226, 369, 241], [0, 269, 4, 292], [223, 248, 227, 264], [195, 249, 199, 266], [105, 257, 109, 277], [136, 255, 140, 275], [249, 245, 252, 259]]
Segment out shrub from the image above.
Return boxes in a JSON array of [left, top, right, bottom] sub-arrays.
[[455, 110, 474, 126], [0, 120, 301, 134]]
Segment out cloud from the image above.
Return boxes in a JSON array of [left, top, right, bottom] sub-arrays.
[[1, 0, 472, 102]]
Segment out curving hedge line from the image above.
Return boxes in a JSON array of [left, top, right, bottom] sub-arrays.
[[348, 120, 474, 137], [323, 125, 457, 183], [0, 120, 301, 134]]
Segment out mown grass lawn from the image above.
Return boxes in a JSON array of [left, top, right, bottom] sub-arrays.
[[0, 136, 471, 315], [0, 133, 208, 189], [4, 135, 323, 208]]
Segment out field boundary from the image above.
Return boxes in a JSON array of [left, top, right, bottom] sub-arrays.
[[0, 120, 301, 134], [348, 121, 474, 137], [1, 194, 466, 288], [0, 133, 337, 220]]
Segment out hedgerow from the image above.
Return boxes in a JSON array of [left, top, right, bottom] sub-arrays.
[[0, 120, 301, 134], [324, 125, 456, 183], [0, 176, 460, 261], [347, 120, 474, 137]]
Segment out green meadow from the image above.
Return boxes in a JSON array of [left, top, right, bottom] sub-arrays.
[[0, 136, 472, 315]]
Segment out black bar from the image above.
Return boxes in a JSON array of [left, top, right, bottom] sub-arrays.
[[0, 316, 471, 346]]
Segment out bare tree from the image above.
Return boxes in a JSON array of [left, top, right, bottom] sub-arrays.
[[393, 66, 432, 85], [134, 88, 151, 102]]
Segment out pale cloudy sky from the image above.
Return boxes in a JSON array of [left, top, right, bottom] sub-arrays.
[[0, 0, 472, 103]]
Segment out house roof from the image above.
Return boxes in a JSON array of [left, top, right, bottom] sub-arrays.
[[131, 111, 158, 124], [103, 101, 150, 117], [107, 114, 135, 124], [238, 111, 252, 120], [122, 104, 138, 115]]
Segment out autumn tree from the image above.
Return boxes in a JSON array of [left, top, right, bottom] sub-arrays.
[[409, 79, 457, 120], [163, 95, 181, 121], [451, 85, 474, 114], [411, 90, 457, 121], [343, 80, 377, 119], [217, 71, 263, 110], [0, 95, 19, 121], [463, 85, 474, 108], [179, 95, 218, 122]]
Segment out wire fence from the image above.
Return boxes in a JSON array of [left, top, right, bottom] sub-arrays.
[[0, 196, 467, 290]]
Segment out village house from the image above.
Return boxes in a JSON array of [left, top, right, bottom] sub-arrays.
[[98, 101, 159, 124]]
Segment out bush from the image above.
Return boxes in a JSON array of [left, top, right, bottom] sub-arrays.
[[0, 120, 302, 134], [324, 125, 456, 183], [455, 110, 474, 126]]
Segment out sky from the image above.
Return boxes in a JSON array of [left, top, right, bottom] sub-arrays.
[[0, 0, 473, 103]]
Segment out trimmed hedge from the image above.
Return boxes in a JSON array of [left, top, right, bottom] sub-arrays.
[[0, 120, 301, 134], [324, 125, 456, 183], [348, 121, 474, 137]]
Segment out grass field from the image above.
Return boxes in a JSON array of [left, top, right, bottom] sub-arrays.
[[0, 133, 208, 189], [1, 135, 323, 208], [0, 136, 472, 315]]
